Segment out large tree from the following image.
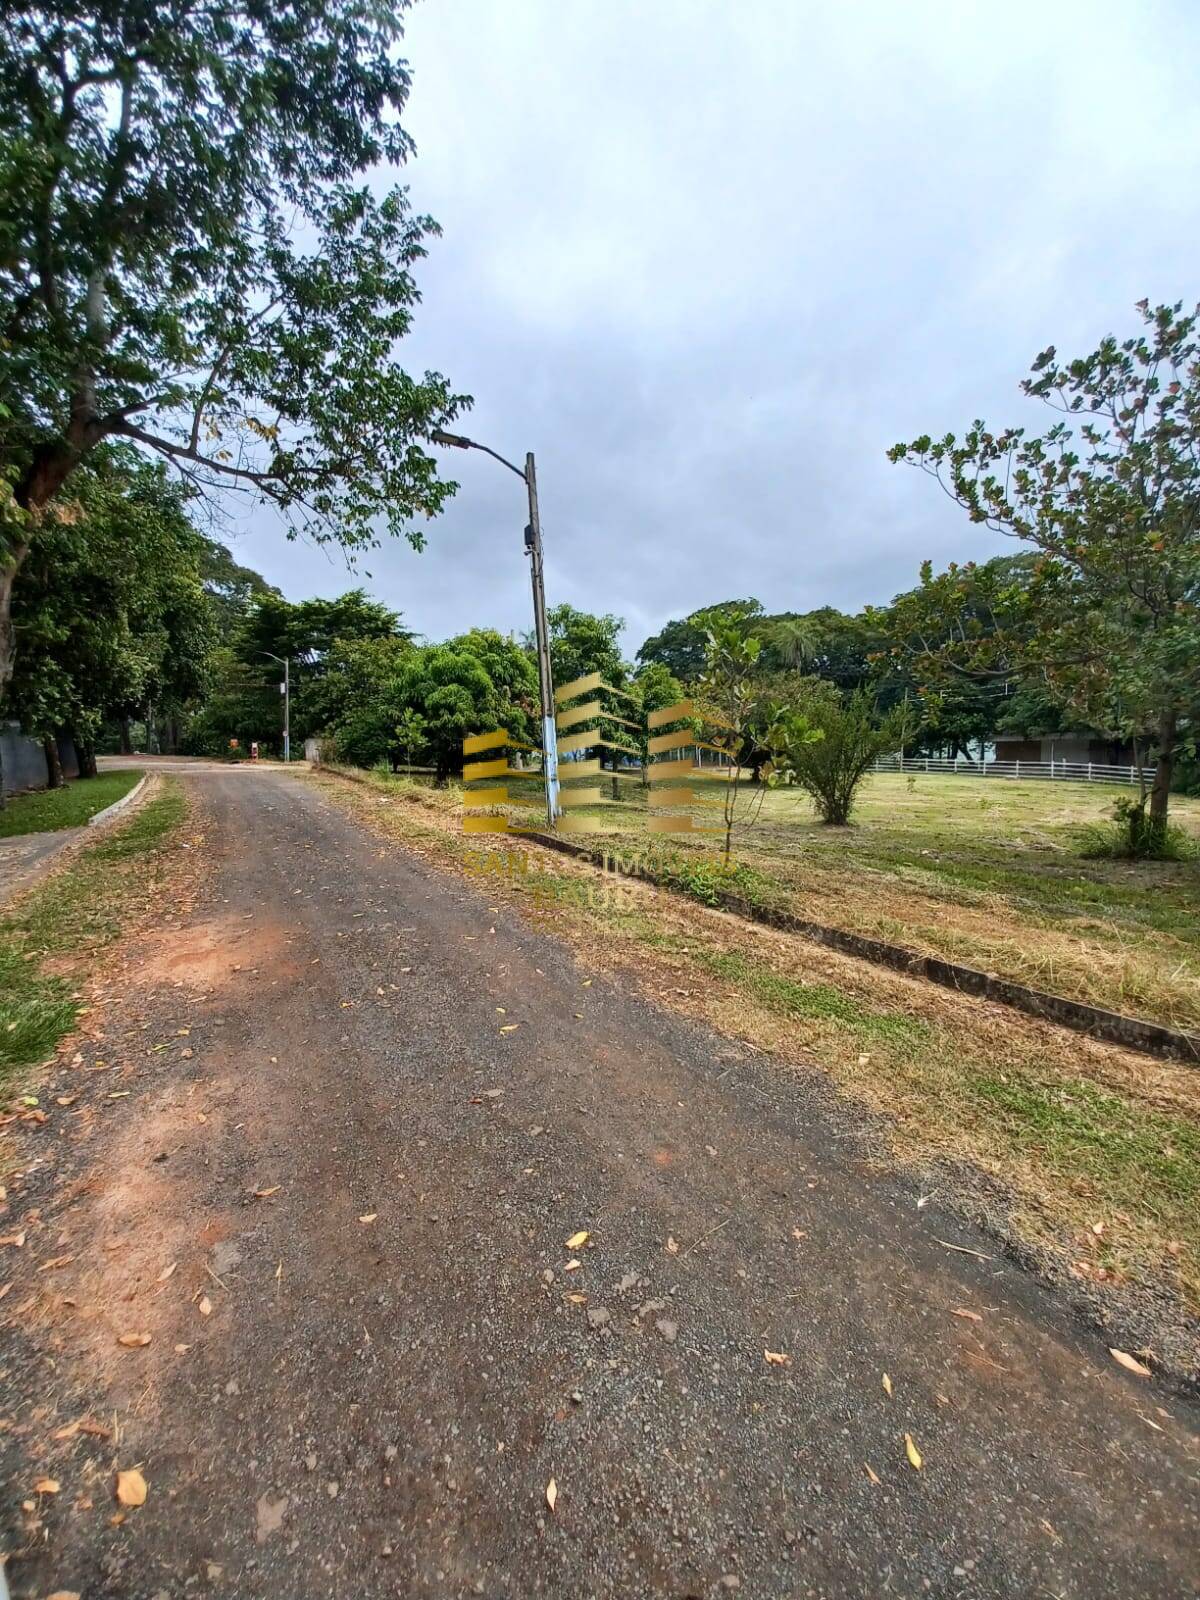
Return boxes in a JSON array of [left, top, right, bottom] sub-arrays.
[[8, 447, 212, 770], [0, 0, 467, 708], [889, 301, 1200, 834]]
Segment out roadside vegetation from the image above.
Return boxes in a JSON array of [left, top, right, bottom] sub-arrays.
[[0, 782, 185, 1088], [0, 769, 141, 838], [352, 763, 1200, 1032], [314, 763, 1200, 1339]]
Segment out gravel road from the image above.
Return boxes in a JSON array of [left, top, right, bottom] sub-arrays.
[[3, 766, 1197, 1599]]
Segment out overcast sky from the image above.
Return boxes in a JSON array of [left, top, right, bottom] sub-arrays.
[[230, 0, 1200, 656]]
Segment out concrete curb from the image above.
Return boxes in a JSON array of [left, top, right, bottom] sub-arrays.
[[527, 830, 1200, 1066], [88, 772, 148, 827], [318, 764, 1200, 1065]]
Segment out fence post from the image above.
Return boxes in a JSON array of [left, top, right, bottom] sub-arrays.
[[1129, 765, 1134, 784]]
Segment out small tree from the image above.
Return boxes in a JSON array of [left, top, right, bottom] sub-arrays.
[[889, 301, 1200, 848], [695, 624, 809, 863], [783, 688, 907, 826]]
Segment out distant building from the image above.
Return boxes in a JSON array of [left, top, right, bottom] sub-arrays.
[[993, 733, 1139, 766]]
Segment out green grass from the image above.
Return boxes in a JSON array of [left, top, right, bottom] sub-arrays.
[[0, 769, 142, 837], [968, 1071, 1200, 1242], [319, 763, 1200, 1307], [467, 770, 1200, 1029], [0, 782, 185, 1088], [696, 948, 933, 1052]]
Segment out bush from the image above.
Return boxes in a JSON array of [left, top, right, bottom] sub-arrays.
[[1078, 796, 1195, 861], [782, 688, 909, 825]]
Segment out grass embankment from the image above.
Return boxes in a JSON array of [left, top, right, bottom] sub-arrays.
[[316, 765, 1200, 1328], [0, 770, 142, 838], [0, 780, 185, 1087], [474, 770, 1200, 1032]]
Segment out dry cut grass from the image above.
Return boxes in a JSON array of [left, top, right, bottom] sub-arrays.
[[314, 765, 1200, 1367]]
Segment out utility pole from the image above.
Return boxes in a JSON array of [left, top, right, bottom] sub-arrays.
[[259, 651, 290, 762], [432, 430, 559, 827], [522, 452, 558, 823], [282, 656, 291, 764]]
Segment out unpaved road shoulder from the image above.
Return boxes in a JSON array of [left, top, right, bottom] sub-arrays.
[[1, 767, 1196, 1599]]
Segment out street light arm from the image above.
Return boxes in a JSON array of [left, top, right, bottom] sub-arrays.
[[431, 429, 527, 484]]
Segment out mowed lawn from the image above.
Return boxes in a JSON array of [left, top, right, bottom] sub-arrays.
[[0, 770, 142, 838], [489, 769, 1200, 1032]]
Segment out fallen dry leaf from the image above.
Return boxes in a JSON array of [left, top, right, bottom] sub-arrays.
[[36, 1254, 75, 1272], [565, 1230, 589, 1250], [117, 1331, 151, 1348], [156, 1262, 178, 1283], [950, 1308, 983, 1323], [33, 1476, 60, 1494], [665, 1236, 680, 1256], [0, 1230, 27, 1248], [1109, 1347, 1152, 1377], [881, 1373, 893, 1397], [197, 1295, 213, 1317], [499, 1024, 519, 1034], [115, 1468, 147, 1507], [545, 1477, 558, 1512], [863, 1463, 881, 1486], [358, 1213, 377, 1225], [764, 1350, 791, 1367], [904, 1433, 923, 1470], [564, 1258, 581, 1272], [254, 1186, 281, 1199]]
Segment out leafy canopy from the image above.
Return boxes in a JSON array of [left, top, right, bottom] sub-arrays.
[[889, 300, 1200, 815], [8, 447, 212, 740], [0, 0, 468, 543]]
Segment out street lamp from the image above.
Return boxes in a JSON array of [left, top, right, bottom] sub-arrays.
[[258, 651, 290, 763], [431, 429, 559, 826]]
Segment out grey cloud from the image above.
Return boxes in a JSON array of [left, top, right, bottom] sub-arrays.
[[229, 0, 1200, 655]]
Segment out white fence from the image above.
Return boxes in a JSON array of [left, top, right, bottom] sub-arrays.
[[873, 755, 1155, 786]]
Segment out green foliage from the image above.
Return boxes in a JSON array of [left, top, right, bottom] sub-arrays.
[[181, 588, 410, 755], [7, 448, 213, 747], [0, 768, 140, 837], [698, 949, 932, 1051], [0, 0, 467, 726], [200, 542, 282, 643], [637, 599, 764, 682], [655, 853, 772, 910], [0, 0, 467, 530], [890, 301, 1200, 823], [694, 621, 804, 861], [0, 781, 185, 1084], [393, 644, 510, 781], [781, 687, 908, 826], [1077, 795, 1195, 862]]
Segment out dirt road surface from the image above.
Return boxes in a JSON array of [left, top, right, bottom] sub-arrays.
[[3, 767, 1197, 1598]]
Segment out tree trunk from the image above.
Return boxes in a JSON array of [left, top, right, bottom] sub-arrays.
[[75, 737, 98, 779], [1149, 709, 1176, 826], [43, 736, 64, 789], [120, 717, 133, 755]]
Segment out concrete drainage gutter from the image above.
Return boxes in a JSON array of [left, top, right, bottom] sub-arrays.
[[318, 767, 1200, 1066], [88, 772, 148, 828], [528, 830, 1200, 1066]]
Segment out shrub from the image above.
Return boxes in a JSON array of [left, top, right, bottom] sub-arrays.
[[1078, 796, 1194, 861], [782, 688, 909, 825]]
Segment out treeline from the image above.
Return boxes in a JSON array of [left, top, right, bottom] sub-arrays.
[[11, 451, 1192, 825]]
